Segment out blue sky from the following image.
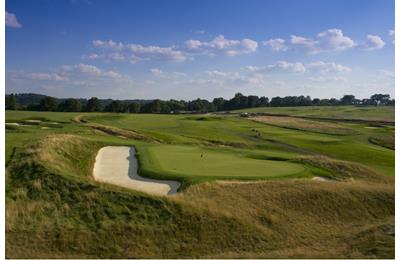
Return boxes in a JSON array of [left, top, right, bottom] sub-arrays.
[[6, 0, 395, 100]]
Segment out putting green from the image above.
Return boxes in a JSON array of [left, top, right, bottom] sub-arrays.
[[143, 145, 307, 179]]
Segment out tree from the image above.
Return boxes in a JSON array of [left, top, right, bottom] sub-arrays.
[[340, 95, 356, 105], [128, 103, 141, 113], [247, 95, 259, 108], [39, 97, 58, 111], [85, 97, 103, 112], [104, 100, 127, 112], [150, 100, 163, 113], [258, 96, 269, 107], [5, 94, 17, 110], [312, 98, 321, 106], [160, 103, 171, 114], [370, 94, 391, 106], [58, 98, 82, 112], [212, 97, 226, 111]]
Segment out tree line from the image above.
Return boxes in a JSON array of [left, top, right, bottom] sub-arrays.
[[5, 93, 394, 113]]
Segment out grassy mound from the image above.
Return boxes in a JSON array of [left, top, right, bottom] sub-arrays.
[[368, 136, 395, 150]]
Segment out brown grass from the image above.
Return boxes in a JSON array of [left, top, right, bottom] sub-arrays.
[[294, 155, 390, 182], [251, 115, 356, 135]]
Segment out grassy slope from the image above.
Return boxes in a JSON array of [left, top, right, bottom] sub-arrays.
[[5, 110, 395, 258], [234, 105, 395, 122]]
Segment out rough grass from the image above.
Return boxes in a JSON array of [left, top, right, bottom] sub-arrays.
[[368, 136, 395, 150], [293, 155, 390, 182], [6, 134, 394, 258], [235, 105, 395, 123], [251, 115, 356, 135], [5, 110, 395, 258]]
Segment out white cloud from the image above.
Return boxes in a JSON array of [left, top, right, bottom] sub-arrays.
[[126, 44, 187, 62], [306, 61, 351, 73], [13, 63, 127, 83], [90, 40, 187, 63], [89, 35, 258, 63], [267, 61, 306, 73], [244, 61, 350, 75], [29, 73, 68, 81], [5, 11, 22, 28], [290, 35, 317, 50], [308, 76, 347, 82], [263, 38, 288, 51], [243, 61, 306, 73], [290, 28, 355, 53], [185, 35, 258, 56], [150, 68, 187, 79], [315, 29, 355, 52], [92, 40, 123, 50], [205, 70, 264, 85], [363, 35, 385, 50], [6, 64, 132, 98]]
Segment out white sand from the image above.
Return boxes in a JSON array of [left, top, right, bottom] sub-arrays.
[[6, 123, 20, 126], [93, 146, 180, 196], [312, 176, 331, 182]]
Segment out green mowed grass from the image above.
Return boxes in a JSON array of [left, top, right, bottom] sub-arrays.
[[83, 112, 395, 176], [140, 145, 309, 179], [234, 105, 395, 122]]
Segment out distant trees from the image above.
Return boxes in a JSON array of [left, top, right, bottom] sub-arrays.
[[104, 101, 128, 113], [370, 94, 392, 105], [128, 103, 141, 113], [58, 98, 82, 112], [340, 95, 356, 105], [6, 93, 395, 114], [39, 97, 58, 111], [5, 94, 17, 110], [85, 97, 103, 112]]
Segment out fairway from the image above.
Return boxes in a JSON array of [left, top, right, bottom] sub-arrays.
[[143, 145, 307, 178]]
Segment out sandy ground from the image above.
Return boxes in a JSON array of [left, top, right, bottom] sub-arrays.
[[93, 146, 180, 196], [312, 176, 331, 181]]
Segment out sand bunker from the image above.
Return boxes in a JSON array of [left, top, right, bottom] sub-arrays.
[[93, 146, 180, 196], [312, 176, 331, 182], [6, 123, 21, 126]]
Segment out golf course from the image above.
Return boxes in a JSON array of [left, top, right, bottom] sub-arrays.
[[5, 105, 394, 258]]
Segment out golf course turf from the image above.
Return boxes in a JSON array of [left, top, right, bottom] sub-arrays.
[[5, 106, 395, 258]]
